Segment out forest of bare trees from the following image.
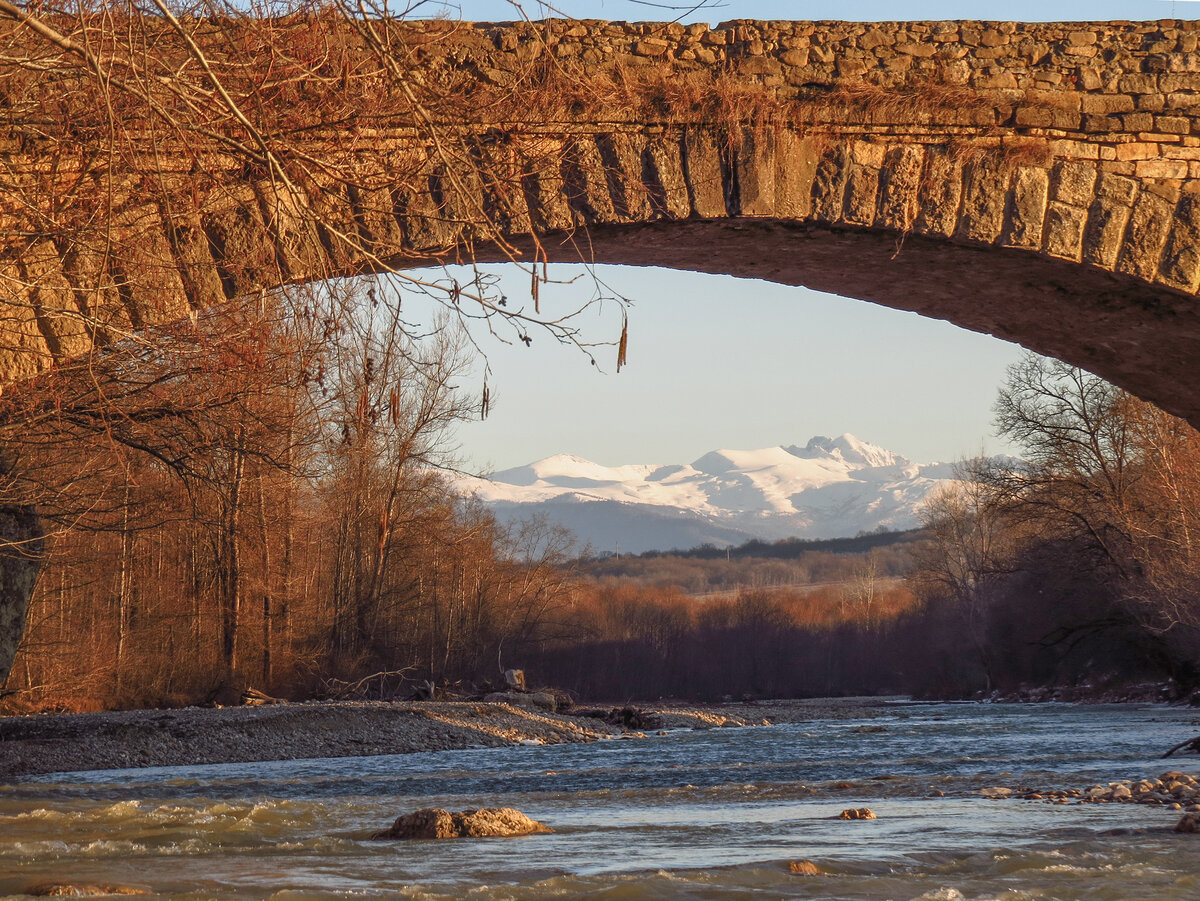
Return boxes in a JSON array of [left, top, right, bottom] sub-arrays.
[[0, 277, 587, 710], [908, 353, 1200, 698]]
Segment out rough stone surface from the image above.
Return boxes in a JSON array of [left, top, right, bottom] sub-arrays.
[[838, 807, 877, 820], [789, 860, 823, 875], [1176, 812, 1200, 832], [371, 807, 553, 839]]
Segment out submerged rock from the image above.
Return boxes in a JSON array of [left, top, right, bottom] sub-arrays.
[[371, 807, 553, 840], [1175, 812, 1200, 833], [838, 807, 877, 820], [788, 859, 823, 874]]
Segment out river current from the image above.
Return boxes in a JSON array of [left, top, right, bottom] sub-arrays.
[[3, 702, 1200, 900]]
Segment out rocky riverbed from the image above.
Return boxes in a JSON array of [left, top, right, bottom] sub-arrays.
[[0, 696, 882, 781], [981, 769, 1200, 811]]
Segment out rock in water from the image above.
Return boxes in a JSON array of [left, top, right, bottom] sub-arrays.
[[372, 807, 553, 839], [789, 860, 822, 874], [838, 807, 877, 820], [1175, 812, 1200, 833]]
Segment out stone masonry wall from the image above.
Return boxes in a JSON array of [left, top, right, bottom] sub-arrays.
[[4, 17, 1200, 400]]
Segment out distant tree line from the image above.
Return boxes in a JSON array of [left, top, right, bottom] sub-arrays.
[[594, 528, 926, 563], [5, 335, 1198, 710], [531, 354, 1200, 703]]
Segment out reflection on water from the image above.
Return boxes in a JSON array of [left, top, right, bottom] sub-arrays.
[[3, 703, 1200, 899]]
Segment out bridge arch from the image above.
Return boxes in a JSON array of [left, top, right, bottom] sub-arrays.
[[4, 15, 1200, 424]]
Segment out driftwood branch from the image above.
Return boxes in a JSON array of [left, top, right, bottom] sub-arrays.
[[1163, 735, 1200, 758]]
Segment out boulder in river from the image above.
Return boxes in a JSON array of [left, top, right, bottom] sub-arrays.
[[371, 807, 553, 839], [1175, 812, 1200, 833], [838, 807, 877, 820], [788, 860, 822, 874]]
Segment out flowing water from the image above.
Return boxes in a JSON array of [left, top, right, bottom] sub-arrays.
[[4, 702, 1200, 900]]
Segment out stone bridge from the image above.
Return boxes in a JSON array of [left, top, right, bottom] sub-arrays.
[[4, 13, 1200, 429]]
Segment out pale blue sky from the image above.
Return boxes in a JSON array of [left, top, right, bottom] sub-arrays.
[[414, 0, 1184, 472]]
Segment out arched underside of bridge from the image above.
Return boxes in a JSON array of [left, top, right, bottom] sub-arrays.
[[489, 219, 1200, 429]]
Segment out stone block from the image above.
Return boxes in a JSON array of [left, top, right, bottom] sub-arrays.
[[733, 127, 776, 217], [914, 149, 962, 237], [1118, 190, 1175, 280], [1122, 112, 1156, 131], [956, 161, 1009, 243], [1002, 165, 1049, 248], [876, 144, 924, 231], [1115, 142, 1162, 161], [1083, 114, 1124, 132], [1137, 158, 1189, 179], [1161, 74, 1200, 93], [53, 238, 131, 341], [1082, 94, 1136, 115], [561, 136, 619, 225], [1051, 159, 1098, 206], [1044, 200, 1088, 260], [596, 133, 652, 221], [1155, 115, 1193, 133], [0, 262, 53, 384], [774, 130, 819, 220], [1084, 192, 1134, 268], [858, 28, 892, 50], [811, 143, 851, 224], [1120, 74, 1159, 93], [737, 56, 783, 76], [843, 162, 881, 225], [634, 38, 670, 57], [1097, 171, 1139, 205], [1158, 193, 1200, 290], [643, 134, 692, 219], [1166, 91, 1200, 110], [975, 72, 1019, 89], [682, 127, 728, 218], [14, 240, 93, 361], [159, 204, 230, 310]]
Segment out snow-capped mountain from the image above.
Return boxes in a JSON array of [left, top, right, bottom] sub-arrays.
[[456, 434, 961, 554]]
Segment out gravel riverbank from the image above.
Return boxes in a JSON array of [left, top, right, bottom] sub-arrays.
[[0, 697, 892, 781]]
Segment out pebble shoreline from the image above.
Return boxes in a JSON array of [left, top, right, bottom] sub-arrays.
[[1, 697, 872, 782]]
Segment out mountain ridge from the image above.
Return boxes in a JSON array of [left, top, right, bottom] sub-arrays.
[[456, 434, 964, 554]]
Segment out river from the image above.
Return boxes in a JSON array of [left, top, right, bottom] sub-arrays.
[[3, 702, 1200, 899]]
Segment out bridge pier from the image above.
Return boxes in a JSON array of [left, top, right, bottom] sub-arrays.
[[0, 488, 43, 691]]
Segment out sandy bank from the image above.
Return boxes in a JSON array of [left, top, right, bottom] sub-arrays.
[[0, 697, 893, 781]]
